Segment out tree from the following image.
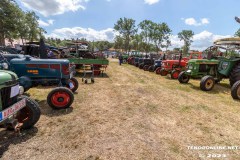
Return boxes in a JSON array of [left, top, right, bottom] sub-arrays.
[[114, 35, 124, 50], [138, 20, 155, 53], [95, 41, 113, 51], [0, 1, 45, 45], [0, 0, 23, 45], [152, 22, 172, 52], [131, 34, 143, 51], [234, 29, 240, 37], [114, 17, 137, 52], [178, 30, 194, 54], [25, 11, 41, 42]]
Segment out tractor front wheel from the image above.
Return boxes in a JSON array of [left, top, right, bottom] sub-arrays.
[[16, 95, 41, 129], [143, 65, 149, 71], [229, 63, 240, 86], [171, 70, 180, 79], [67, 77, 79, 92], [178, 71, 190, 83], [139, 64, 144, 69], [160, 69, 168, 76], [200, 76, 215, 91], [231, 80, 240, 100], [155, 67, 161, 74], [47, 87, 74, 109]]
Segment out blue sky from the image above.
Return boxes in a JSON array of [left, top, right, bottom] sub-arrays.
[[16, 0, 240, 50]]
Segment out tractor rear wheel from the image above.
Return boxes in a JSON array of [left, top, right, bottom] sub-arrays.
[[200, 75, 215, 91], [135, 63, 139, 67], [16, 95, 41, 129], [148, 66, 155, 72], [178, 71, 190, 83], [67, 77, 79, 92], [160, 69, 168, 76], [155, 67, 161, 74], [229, 63, 240, 86], [47, 87, 74, 109], [171, 70, 180, 79], [231, 80, 240, 100]]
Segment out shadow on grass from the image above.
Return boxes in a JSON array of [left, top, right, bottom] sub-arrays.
[[0, 127, 38, 158], [35, 100, 73, 117], [187, 82, 230, 94], [75, 72, 109, 79]]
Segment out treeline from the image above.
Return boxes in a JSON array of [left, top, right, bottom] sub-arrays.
[[114, 17, 194, 54], [0, 0, 45, 46], [46, 37, 114, 52]]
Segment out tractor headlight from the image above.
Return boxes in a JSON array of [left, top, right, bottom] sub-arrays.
[[188, 64, 193, 69], [2, 63, 8, 70], [222, 62, 229, 70], [19, 86, 24, 95]]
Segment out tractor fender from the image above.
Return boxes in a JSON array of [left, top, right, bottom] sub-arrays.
[[19, 76, 32, 91]]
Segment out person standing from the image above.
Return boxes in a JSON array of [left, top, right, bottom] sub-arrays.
[[119, 54, 123, 65]]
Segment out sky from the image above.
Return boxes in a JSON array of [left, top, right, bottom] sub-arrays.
[[15, 0, 240, 51]]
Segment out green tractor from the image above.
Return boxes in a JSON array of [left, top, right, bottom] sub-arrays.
[[0, 70, 40, 131], [178, 38, 240, 99]]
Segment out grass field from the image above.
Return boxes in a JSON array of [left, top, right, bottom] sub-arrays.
[[1, 58, 240, 160]]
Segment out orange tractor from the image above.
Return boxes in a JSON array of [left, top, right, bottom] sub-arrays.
[[158, 52, 202, 79]]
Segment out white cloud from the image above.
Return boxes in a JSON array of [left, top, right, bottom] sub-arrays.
[[21, 0, 89, 16], [144, 0, 160, 5], [46, 27, 117, 42], [183, 18, 209, 26], [201, 18, 209, 25], [38, 19, 54, 27], [169, 30, 231, 51]]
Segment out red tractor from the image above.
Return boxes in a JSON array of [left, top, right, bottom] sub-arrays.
[[127, 56, 135, 65], [158, 52, 202, 79]]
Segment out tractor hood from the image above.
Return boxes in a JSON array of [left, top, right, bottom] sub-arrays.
[[10, 58, 70, 65], [0, 70, 18, 85], [187, 59, 219, 64]]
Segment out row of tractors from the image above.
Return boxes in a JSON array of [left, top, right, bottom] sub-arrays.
[[127, 37, 240, 100], [0, 41, 109, 133]]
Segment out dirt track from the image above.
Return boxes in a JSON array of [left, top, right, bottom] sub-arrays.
[[1, 58, 240, 160]]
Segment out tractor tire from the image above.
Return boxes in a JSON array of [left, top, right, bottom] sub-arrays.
[[178, 71, 190, 83], [155, 67, 161, 74], [135, 63, 139, 67], [231, 80, 240, 100], [16, 95, 41, 129], [143, 65, 149, 71], [123, 59, 127, 63], [67, 77, 79, 92], [171, 70, 180, 79], [229, 63, 240, 86], [160, 69, 168, 76], [148, 66, 155, 72], [47, 87, 74, 109], [139, 64, 144, 69], [200, 75, 215, 91]]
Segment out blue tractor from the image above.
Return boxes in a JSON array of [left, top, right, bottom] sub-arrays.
[[148, 59, 162, 72], [0, 52, 78, 109]]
